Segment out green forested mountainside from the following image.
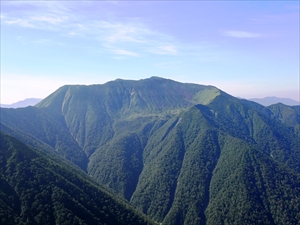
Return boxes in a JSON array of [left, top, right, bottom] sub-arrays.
[[0, 132, 155, 225], [1, 77, 300, 224], [0, 107, 88, 170], [206, 135, 300, 225], [129, 103, 300, 224], [268, 104, 300, 137]]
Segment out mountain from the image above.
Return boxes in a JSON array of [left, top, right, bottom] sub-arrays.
[[1, 77, 300, 224], [1, 98, 42, 108], [0, 131, 155, 225], [249, 96, 299, 106]]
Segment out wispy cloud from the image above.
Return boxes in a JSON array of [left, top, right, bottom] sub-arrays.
[[2, 1, 221, 61], [112, 49, 140, 57], [2, 1, 178, 57], [100, 21, 149, 43], [31, 15, 68, 24], [2, 1, 70, 31], [222, 30, 261, 38], [152, 45, 177, 55], [4, 15, 68, 30]]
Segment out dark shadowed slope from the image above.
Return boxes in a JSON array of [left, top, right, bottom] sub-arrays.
[[0, 106, 88, 171], [0, 132, 155, 225]]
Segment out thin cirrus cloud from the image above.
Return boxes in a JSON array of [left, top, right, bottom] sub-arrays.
[[152, 45, 178, 55], [1, 1, 178, 57], [222, 30, 261, 38], [1, 1, 70, 29], [3, 15, 69, 31], [101, 21, 149, 44], [112, 49, 140, 57], [30, 15, 68, 25], [2, 3, 211, 61]]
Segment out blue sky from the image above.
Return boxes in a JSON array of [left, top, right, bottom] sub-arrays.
[[1, 1, 299, 104]]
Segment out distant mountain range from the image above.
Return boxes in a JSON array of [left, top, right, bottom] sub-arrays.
[[0, 98, 42, 108], [1, 77, 300, 225], [249, 96, 299, 106]]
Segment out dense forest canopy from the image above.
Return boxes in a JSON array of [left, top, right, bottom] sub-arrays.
[[1, 77, 299, 224]]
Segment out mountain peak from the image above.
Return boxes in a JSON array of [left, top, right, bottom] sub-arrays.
[[36, 77, 222, 115]]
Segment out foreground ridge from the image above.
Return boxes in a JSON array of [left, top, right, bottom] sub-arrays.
[[0, 132, 155, 225]]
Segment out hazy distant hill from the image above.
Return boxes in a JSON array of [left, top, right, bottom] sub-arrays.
[[249, 96, 299, 106], [1, 77, 300, 225], [0, 98, 42, 108]]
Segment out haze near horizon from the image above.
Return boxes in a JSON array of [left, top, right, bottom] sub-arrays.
[[1, 1, 299, 104]]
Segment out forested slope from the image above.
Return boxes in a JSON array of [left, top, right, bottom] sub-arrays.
[[1, 77, 299, 224], [0, 132, 155, 225]]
